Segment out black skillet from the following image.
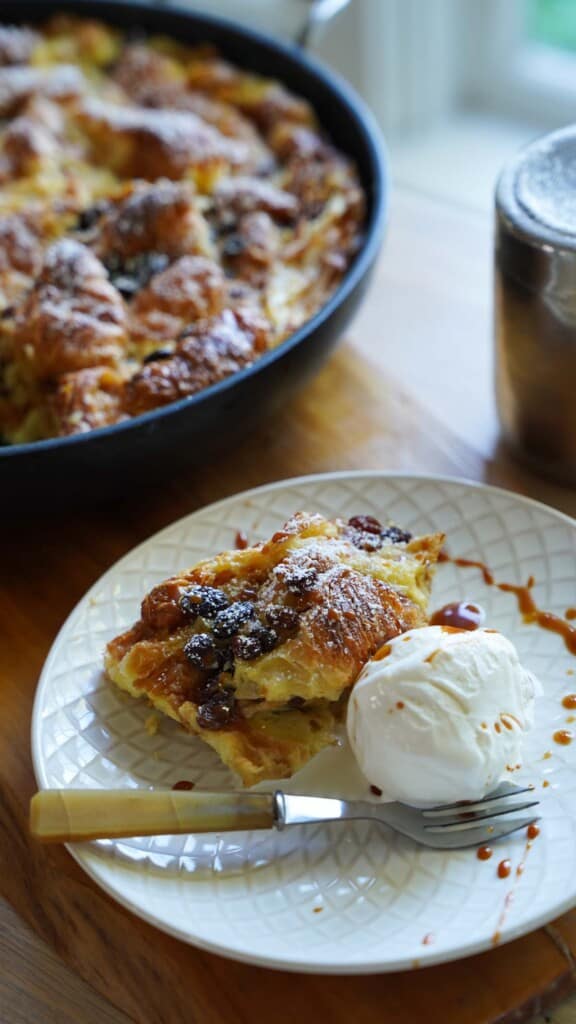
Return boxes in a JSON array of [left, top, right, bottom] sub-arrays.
[[0, 0, 387, 495]]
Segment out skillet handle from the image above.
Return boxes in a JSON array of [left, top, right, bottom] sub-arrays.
[[151, 0, 351, 49]]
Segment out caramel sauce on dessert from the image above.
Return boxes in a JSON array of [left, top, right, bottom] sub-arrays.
[[441, 554, 576, 654], [562, 694, 576, 709], [235, 530, 249, 550], [430, 601, 484, 631], [497, 859, 512, 879], [373, 643, 392, 660], [477, 845, 493, 861], [553, 729, 573, 746], [527, 823, 540, 840]]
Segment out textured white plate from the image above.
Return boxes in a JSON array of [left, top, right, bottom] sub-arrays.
[[32, 473, 576, 973]]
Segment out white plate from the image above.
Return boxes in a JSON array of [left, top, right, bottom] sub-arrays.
[[32, 473, 576, 973]]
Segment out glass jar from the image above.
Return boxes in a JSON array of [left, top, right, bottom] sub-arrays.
[[495, 126, 576, 484]]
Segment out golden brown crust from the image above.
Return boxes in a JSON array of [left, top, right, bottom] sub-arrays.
[[112, 44, 267, 159], [49, 364, 125, 434], [213, 176, 299, 225], [11, 239, 126, 379], [132, 255, 224, 320], [78, 98, 248, 183], [105, 511, 444, 785], [0, 211, 44, 275], [94, 181, 210, 261], [0, 114, 57, 180], [123, 307, 267, 415], [0, 64, 84, 117]]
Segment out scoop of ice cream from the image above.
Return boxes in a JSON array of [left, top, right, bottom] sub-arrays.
[[347, 626, 539, 806]]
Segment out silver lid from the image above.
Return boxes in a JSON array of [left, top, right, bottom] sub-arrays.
[[496, 125, 576, 295]]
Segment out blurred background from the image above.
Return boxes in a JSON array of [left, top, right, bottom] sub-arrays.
[[197, 0, 576, 212]]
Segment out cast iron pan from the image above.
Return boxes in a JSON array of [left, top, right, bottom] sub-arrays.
[[0, 0, 387, 495]]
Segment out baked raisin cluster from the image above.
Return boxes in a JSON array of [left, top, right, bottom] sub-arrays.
[[345, 515, 412, 552], [179, 584, 300, 729]]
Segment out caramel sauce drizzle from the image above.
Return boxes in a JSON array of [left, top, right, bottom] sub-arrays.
[[453, 558, 494, 585], [235, 530, 249, 550], [443, 554, 576, 655]]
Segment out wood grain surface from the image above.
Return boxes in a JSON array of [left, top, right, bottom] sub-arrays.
[[2, 187, 576, 1024]]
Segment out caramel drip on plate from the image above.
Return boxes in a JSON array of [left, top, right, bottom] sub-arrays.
[[441, 554, 576, 655]]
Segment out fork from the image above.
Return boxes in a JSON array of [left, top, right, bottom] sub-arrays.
[[30, 782, 539, 849]]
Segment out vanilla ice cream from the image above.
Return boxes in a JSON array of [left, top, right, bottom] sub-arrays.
[[347, 626, 539, 806]]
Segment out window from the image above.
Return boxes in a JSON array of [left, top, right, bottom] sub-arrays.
[[528, 0, 576, 54], [463, 0, 576, 127]]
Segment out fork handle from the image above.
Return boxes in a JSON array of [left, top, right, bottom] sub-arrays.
[[30, 789, 276, 843]]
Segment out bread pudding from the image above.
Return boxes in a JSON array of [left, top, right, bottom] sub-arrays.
[[105, 512, 443, 785], [0, 16, 364, 443]]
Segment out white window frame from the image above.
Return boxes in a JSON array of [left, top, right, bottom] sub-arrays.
[[460, 0, 576, 127]]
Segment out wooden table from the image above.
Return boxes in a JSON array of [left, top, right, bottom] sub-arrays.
[[3, 187, 576, 1024]]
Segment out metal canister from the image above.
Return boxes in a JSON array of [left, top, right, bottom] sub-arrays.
[[495, 126, 576, 484]]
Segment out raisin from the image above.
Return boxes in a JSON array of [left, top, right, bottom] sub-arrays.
[[348, 515, 382, 534], [110, 273, 139, 297], [349, 530, 383, 553], [232, 624, 277, 660], [143, 348, 173, 364], [212, 601, 254, 639], [231, 635, 262, 660], [250, 623, 278, 652], [172, 780, 195, 791], [191, 673, 221, 704], [180, 585, 229, 619], [75, 202, 108, 232], [265, 605, 299, 632], [183, 633, 221, 670], [196, 690, 239, 730], [288, 695, 306, 709], [283, 566, 317, 594], [143, 252, 170, 277], [222, 234, 245, 257], [107, 251, 169, 296], [382, 525, 412, 544]]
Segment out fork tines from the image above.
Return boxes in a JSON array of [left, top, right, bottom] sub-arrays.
[[421, 782, 539, 834]]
